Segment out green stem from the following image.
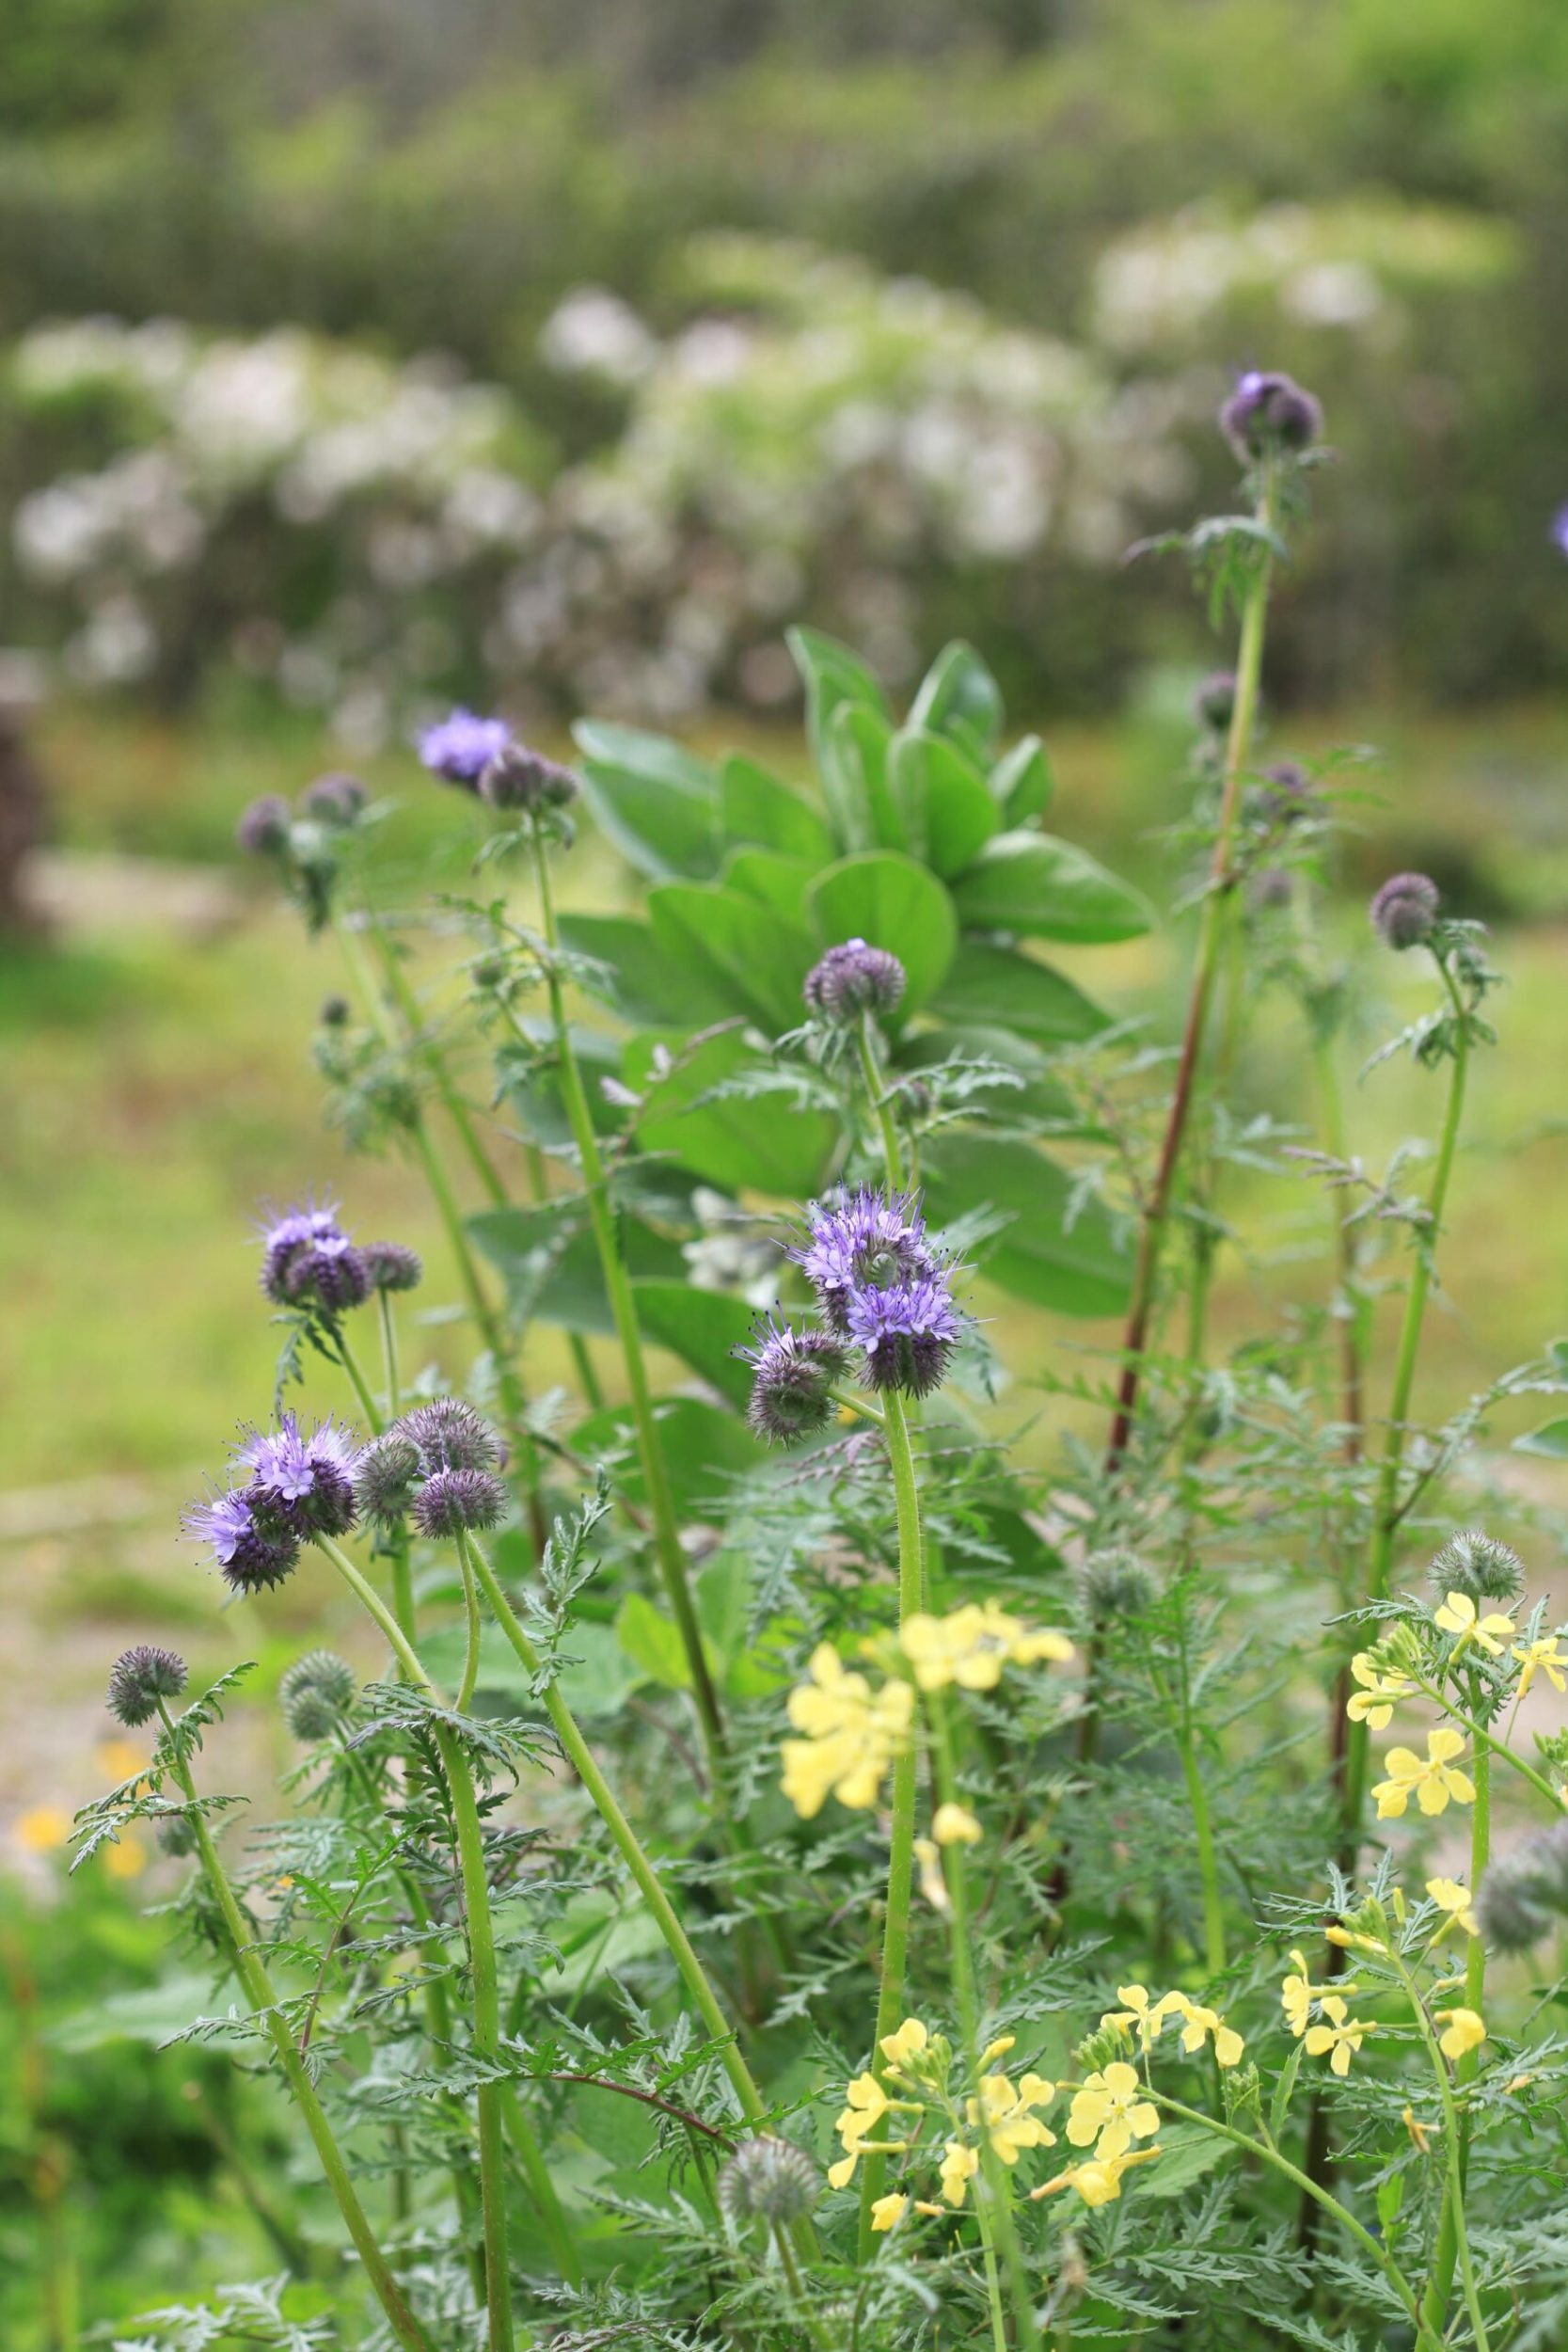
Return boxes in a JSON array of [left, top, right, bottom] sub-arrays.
[[856, 1015, 905, 1187], [1343, 963, 1472, 1836], [858, 1391, 924, 2260], [528, 830, 727, 1786], [1102, 460, 1279, 1475], [334, 1323, 384, 1435], [458, 1531, 769, 2133], [378, 1290, 403, 1420], [159, 1711, 433, 2352], [456, 1542, 483, 1714], [1404, 1673, 1563, 1813], [1150, 2092, 1440, 2351], [930, 1699, 1041, 2352], [369, 918, 509, 1210], [1421, 1740, 1491, 2337], [1383, 1947, 1489, 2352]]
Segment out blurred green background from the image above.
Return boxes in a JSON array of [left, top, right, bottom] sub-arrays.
[[4, 0, 1568, 2335]]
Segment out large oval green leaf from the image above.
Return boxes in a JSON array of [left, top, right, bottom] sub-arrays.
[[628, 1027, 838, 1197], [909, 640, 1005, 761], [952, 831, 1152, 944], [788, 626, 891, 854], [806, 851, 958, 1014], [720, 753, 835, 866], [632, 1280, 755, 1407], [889, 726, 1000, 879], [990, 735, 1053, 824], [647, 882, 814, 1035], [557, 912, 733, 1028], [923, 1134, 1131, 1316], [930, 940, 1112, 1044], [572, 720, 720, 881]]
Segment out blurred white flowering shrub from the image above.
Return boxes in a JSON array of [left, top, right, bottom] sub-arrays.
[[1, 212, 1513, 740]]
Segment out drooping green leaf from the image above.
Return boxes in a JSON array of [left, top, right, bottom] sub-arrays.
[[923, 1133, 1131, 1315], [720, 752, 835, 866], [632, 1279, 756, 1407], [930, 940, 1113, 1044], [647, 881, 814, 1034], [1514, 1418, 1568, 1461], [990, 734, 1054, 824], [908, 640, 1006, 760], [952, 830, 1153, 944], [572, 719, 720, 881], [628, 1027, 837, 1196], [889, 727, 1000, 879], [556, 912, 732, 1029], [805, 851, 958, 1014]]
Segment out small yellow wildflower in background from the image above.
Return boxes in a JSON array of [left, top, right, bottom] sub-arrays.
[[103, 1833, 150, 1881], [899, 1600, 1072, 1692], [932, 1802, 981, 1847], [911, 1836, 951, 1914], [1346, 1652, 1415, 1729], [1305, 1995, 1366, 2076], [1512, 1634, 1568, 1699], [97, 1737, 150, 1787], [870, 2192, 908, 2232], [1437, 2008, 1486, 2061], [1372, 1727, 1475, 1820], [780, 1645, 913, 1819], [15, 1805, 71, 1854], [1033, 2145, 1161, 2208], [1433, 1591, 1514, 1660], [1066, 2061, 1159, 2161], [1101, 1985, 1243, 2067], [1402, 2106, 1433, 2154], [940, 2138, 980, 2206], [1425, 1877, 1479, 1936], [970, 2071, 1056, 2165]]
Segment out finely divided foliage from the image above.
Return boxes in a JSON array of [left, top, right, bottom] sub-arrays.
[[82, 369, 1568, 2352]]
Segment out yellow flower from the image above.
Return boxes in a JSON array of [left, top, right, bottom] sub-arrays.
[[1280, 1950, 1324, 2039], [969, 2071, 1056, 2166], [1166, 1994, 1244, 2069], [780, 1645, 914, 1819], [15, 1805, 71, 1854], [103, 1833, 149, 1881], [1066, 2060, 1160, 2161], [96, 1737, 150, 1786], [1512, 1635, 1568, 1700], [828, 2151, 858, 2190], [1101, 1983, 1181, 2050], [932, 1803, 982, 1848], [940, 2138, 980, 2207], [1433, 1591, 1515, 1660], [1424, 1877, 1479, 1937], [1402, 2106, 1432, 2154], [870, 2192, 908, 2233], [1436, 2008, 1486, 2061], [879, 2018, 929, 2069], [835, 2072, 890, 2153], [979, 2033, 1017, 2068], [1372, 1728, 1475, 1820], [1305, 1995, 1367, 2076], [899, 1601, 1072, 1693], [912, 1836, 951, 1915], [1033, 2145, 1161, 2208], [1346, 1651, 1415, 1730]]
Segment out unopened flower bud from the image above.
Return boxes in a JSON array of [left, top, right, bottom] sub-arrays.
[[803, 938, 906, 1023], [319, 993, 352, 1028], [300, 772, 368, 827], [106, 1645, 187, 1727], [353, 1433, 422, 1528], [1428, 1530, 1525, 1611], [1195, 671, 1236, 732], [236, 795, 292, 856], [740, 1319, 847, 1446], [1370, 872, 1440, 951], [280, 1649, 358, 1741], [1078, 1548, 1161, 1620], [1478, 1822, 1568, 1953], [360, 1241, 423, 1295], [396, 1398, 503, 1475], [1220, 371, 1323, 464], [479, 741, 580, 815], [718, 2137, 819, 2228], [412, 1467, 509, 1537]]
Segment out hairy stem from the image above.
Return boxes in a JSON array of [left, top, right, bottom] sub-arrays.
[[1421, 1740, 1491, 2337]]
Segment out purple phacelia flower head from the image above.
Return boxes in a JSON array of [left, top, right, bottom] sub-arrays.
[[237, 794, 293, 856], [847, 1268, 965, 1398], [300, 771, 368, 827], [478, 740, 580, 815], [106, 1644, 187, 1727], [233, 1414, 359, 1539], [1220, 370, 1323, 465], [353, 1432, 423, 1527], [1370, 871, 1440, 951], [791, 1185, 937, 1336], [419, 708, 515, 788], [1194, 671, 1236, 733], [395, 1398, 503, 1475], [412, 1467, 509, 1538], [184, 1488, 301, 1595], [1253, 759, 1313, 828], [739, 1318, 848, 1445], [257, 1199, 371, 1314], [360, 1240, 423, 1295], [802, 938, 906, 1024]]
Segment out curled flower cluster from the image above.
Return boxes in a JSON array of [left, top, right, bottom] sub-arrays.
[[1429, 1529, 1526, 1610], [1478, 1820, 1568, 1953], [106, 1645, 187, 1728], [186, 1414, 360, 1595], [1370, 870, 1440, 951], [354, 1397, 509, 1538], [1219, 369, 1323, 464], [280, 1649, 358, 1742], [796, 1184, 965, 1400], [236, 774, 368, 930], [803, 938, 907, 1024], [259, 1197, 420, 1315]]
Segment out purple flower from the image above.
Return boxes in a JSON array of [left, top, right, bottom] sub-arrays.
[[236, 794, 292, 856], [412, 1467, 508, 1537], [106, 1645, 187, 1727], [354, 1433, 423, 1527], [847, 1269, 964, 1398], [739, 1318, 848, 1445], [418, 708, 514, 788], [1370, 871, 1440, 952], [360, 1240, 423, 1295], [257, 1199, 371, 1313], [1220, 370, 1323, 464], [1552, 506, 1568, 560], [184, 1489, 301, 1595], [478, 740, 580, 815], [802, 938, 906, 1024], [233, 1414, 359, 1539], [1254, 760, 1312, 827], [791, 1185, 937, 1336], [396, 1398, 503, 1475], [300, 771, 368, 827]]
